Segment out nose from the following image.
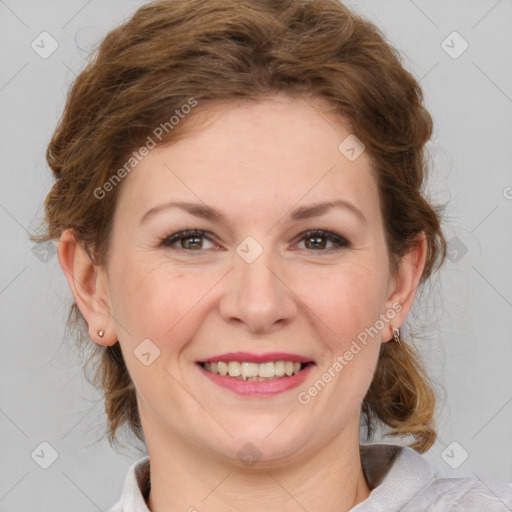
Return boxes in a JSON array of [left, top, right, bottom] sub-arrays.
[[219, 246, 298, 335]]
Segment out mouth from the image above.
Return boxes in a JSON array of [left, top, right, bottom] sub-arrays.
[[196, 352, 316, 397], [197, 360, 314, 381]]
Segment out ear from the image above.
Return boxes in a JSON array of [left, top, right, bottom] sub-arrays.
[[57, 229, 117, 346], [382, 232, 428, 342]]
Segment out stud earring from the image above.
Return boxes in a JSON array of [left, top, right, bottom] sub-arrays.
[[392, 328, 401, 344], [98, 329, 105, 338]]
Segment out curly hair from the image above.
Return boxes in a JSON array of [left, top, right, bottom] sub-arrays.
[[31, 0, 446, 453]]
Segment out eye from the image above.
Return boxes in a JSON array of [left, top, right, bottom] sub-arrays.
[[158, 229, 216, 251], [158, 228, 350, 254], [294, 230, 350, 252]]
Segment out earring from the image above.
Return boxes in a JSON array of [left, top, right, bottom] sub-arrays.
[[97, 329, 105, 338], [392, 328, 401, 344]]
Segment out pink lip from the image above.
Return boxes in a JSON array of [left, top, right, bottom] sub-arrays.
[[198, 362, 315, 397], [199, 352, 313, 363]]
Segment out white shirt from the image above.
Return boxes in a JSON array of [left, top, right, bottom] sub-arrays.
[[108, 443, 512, 511]]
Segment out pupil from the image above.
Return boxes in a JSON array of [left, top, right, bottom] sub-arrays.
[[307, 236, 326, 250], [184, 236, 201, 249]]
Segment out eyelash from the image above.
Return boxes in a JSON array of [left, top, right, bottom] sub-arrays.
[[157, 228, 351, 254]]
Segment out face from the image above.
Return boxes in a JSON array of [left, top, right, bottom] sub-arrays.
[[88, 95, 415, 466]]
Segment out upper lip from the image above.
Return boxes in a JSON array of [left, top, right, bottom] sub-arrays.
[[198, 352, 314, 364]]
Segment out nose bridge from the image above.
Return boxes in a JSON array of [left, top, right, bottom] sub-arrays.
[[220, 237, 296, 332]]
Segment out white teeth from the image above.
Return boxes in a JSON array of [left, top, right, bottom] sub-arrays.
[[274, 361, 285, 377], [241, 362, 259, 378], [218, 361, 228, 376], [201, 360, 308, 380], [259, 362, 275, 378], [228, 362, 241, 377]]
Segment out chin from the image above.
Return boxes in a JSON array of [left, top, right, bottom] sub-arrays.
[[215, 429, 307, 467]]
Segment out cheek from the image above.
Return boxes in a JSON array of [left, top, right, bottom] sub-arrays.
[[303, 262, 387, 342], [108, 253, 192, 347], [298, 259, 387, 407], [304, 267, 385, 402], [108, 258, 198, 403]]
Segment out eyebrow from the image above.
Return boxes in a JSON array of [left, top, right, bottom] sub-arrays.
[[139, 199, 367, 228]]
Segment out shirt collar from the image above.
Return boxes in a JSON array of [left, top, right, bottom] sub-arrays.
[[354, 443, 436, 511], [119, 453, 151, 511]]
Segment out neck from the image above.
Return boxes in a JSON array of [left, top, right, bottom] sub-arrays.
[[144, 420, 372, 512]]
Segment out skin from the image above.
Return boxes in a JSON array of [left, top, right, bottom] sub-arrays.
[[58, 94, 427, 511]]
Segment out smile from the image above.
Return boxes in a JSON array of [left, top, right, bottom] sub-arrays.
[[197, 359, 315, 397], [199, 361, 310, 380]]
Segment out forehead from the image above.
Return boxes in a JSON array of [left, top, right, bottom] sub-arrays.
[[115, 95, 380, 226]]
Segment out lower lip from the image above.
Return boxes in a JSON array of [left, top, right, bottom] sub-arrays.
[[197, 363, 315, 397]]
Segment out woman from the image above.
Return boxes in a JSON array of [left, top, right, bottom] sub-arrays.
[[32, 0, 512, 510]]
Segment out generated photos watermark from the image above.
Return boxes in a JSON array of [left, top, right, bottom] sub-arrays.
[[93, 97, 198, 200], [297, 302, 403, 405]]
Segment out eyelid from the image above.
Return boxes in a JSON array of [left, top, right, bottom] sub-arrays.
[[293, 229, 350, 249], [158, 229, 217, 251], [158, 228, 351, 253]]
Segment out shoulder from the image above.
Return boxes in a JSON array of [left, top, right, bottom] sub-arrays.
[[355, 443, 512, 512], [420, 475, 512, 511]]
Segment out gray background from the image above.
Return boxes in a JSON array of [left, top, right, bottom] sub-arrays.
[[1, 0, 511, 510]]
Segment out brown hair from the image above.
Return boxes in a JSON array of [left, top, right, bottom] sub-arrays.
[[32, 0, 446, 453]]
